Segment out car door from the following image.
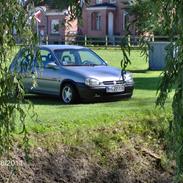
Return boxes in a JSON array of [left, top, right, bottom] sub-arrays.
[[33, 48, 61, 95], [10, 48, 35, 92]]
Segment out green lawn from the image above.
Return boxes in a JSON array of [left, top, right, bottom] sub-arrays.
[[95, 48, 148, 71], [17, 48, 172, 148]]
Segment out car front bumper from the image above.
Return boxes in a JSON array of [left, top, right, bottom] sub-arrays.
[[76, 83, 134, 100]]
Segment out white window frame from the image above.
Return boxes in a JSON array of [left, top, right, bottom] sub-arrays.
[[51, 19, 59, 34], [91, 12, 102, 31], [96, 14, 102, 30], [122, 11, 128, 31]]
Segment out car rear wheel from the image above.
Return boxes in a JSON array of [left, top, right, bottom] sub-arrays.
[[61, 83, 78, 104]]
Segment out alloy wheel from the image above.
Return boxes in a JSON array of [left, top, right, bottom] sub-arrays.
[[62, 85, 73, 104]]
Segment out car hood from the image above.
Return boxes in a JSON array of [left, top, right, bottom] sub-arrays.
[[62, 65, 123, 81]]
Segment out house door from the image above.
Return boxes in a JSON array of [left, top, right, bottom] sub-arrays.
[[108, 12, 114, 36]]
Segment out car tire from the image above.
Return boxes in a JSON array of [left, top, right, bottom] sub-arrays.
[[61, 83, 79, 104]]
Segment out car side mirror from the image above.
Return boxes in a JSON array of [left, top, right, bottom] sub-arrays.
[[46, 62, 59, 69]]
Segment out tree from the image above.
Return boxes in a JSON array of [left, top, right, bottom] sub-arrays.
[[124, 0, 183, 181], [0, 0, 36, 157], [0, 0, 85, 158]]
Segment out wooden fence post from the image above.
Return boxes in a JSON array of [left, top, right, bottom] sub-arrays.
[[46, 35, 48, 45], [128, 35, 131, 46], [105, 35, 108, 48], [84, 35, 87, 46]]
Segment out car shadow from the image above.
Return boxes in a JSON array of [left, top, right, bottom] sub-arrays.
[[23, 94, 131, 106], [24, 94, 64, 106], [82, 96, 132, 104]]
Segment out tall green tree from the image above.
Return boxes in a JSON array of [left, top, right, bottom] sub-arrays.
[[0, 0, 36, 157], [125, 0, 183, 181]]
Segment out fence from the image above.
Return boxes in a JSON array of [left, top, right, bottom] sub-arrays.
[[40, 34, 171, 47]]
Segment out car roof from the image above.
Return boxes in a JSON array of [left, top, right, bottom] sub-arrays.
[[39, 44, 88, 51]]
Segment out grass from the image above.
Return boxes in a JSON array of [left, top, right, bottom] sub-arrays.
[[95, 48, 148, 71], [13, 48, 173, 149]]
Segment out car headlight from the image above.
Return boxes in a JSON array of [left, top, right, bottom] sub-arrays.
[[85, 78, 100, 87], [124, 72, 133, 83]]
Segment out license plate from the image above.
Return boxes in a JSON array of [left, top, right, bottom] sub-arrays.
[[106, 85, 125, 93]]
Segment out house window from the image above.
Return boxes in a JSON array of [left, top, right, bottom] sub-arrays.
[[109, 0, 116, 3], [91, 12, 102, 31], [96, 0, 102, 4], [122, 11, 129, 31], [51, 19, 59, 34], [96, 14, 102, 30]]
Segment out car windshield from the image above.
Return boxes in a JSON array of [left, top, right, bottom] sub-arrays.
[[54, 49, 107, 66]]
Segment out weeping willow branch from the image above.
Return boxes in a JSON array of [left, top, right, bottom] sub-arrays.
[[0, 0, 37, 158], [122, 0, 183, 181]]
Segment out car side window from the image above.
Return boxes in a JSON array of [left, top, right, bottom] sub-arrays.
[[36, 49, 55, 68], [13, 49, 33, 72], [60, 51, 76, 65]]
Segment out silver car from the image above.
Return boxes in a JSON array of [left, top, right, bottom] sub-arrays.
[[10, 45, 134, 104]]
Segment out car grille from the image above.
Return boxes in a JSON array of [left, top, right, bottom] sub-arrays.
[[103, 80, 124, 85]]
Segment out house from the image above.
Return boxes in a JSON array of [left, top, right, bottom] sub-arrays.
[[79, 0, 135, 37], [35, 0, 134, 44], [35, 5, 78, 44]]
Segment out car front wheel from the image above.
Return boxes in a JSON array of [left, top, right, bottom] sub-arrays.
[[61, 83, 78, 104]]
